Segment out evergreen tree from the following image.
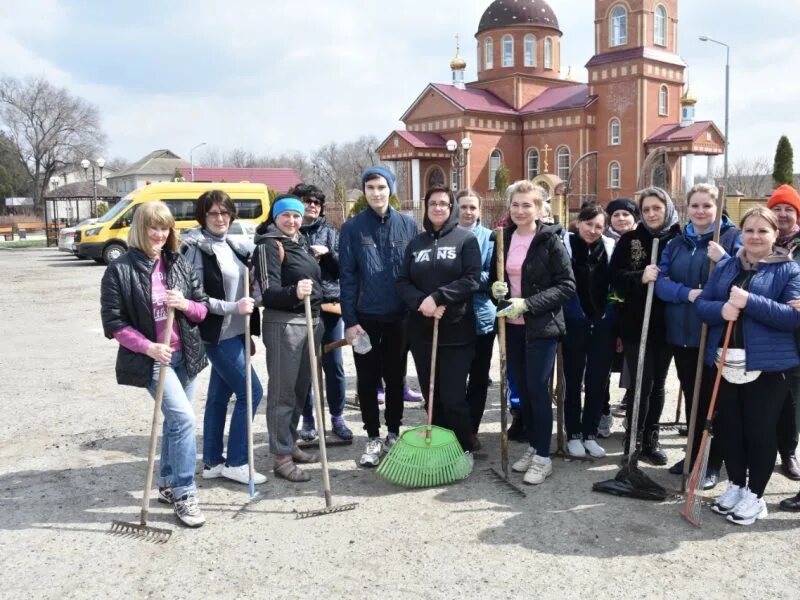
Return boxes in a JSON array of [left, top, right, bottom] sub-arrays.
[[773, 135, 794, 186], [494, 165, 510, 198]]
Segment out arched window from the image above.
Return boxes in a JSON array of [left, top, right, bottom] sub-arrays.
[[427, 166, 445, 190], [527, 149, 539, 179], [544, 38, 553, 69], [557, 146, 571, 181], [502, 35, 514, 67], [654, 5, 667, 46], [609, 161, 621, 188], [610, 5, 628, 47], [485, 37, 494, 69], [524, 34, 537, 67], [609, 117, 621, 145], [659, 85, 669, 116], [489, 150, 502, 190]]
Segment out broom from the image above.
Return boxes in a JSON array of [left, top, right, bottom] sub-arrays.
[[680, 319, 734, 527], [376, 318, 471, 488]]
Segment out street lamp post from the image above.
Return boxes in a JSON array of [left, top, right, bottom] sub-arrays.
[[81, 158, 105, 218], [189, 142, 207, 182], [699, 35, 730, 186], [446, 137, 472, 190]]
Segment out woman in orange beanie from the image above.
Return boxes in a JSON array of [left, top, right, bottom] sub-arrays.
[[767, 184, 800, 484]]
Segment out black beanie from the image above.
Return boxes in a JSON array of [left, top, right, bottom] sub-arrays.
[[606, 198, 639, 219]]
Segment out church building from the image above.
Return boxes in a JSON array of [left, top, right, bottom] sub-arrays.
[[377, 0, 725, 208]]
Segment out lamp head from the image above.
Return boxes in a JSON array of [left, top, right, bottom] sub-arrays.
[[446, 139, 458, 153], [96, 158, 105, 169], [699, 35, 709, 42], [461, 138, 472, 151], [80, 159, 90, 170]]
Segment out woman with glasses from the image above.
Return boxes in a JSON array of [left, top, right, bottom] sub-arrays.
[[181, 190, 266, 487]]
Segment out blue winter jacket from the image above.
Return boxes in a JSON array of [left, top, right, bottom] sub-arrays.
[[462, 222, 496, 335], [695, 251, 800, 372], [655, 217, 742, 348], [339, 206, 419, 327]]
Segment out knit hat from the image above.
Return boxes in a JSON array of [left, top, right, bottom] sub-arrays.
[[767, 184, 800, 214], [606, 198, 639, 219], [361, 166, 397, 195], [271, 196, 305, 219]]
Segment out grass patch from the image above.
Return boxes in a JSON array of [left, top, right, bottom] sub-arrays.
[[0, 239, 47, 249]]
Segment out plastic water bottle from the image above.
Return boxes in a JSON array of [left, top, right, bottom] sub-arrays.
[[352, 331, 373, 355]]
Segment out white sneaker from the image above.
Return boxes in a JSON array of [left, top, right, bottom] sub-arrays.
[[567, 439, 587, 458], [727, 489, 768, 526], [461, 451, 474, 479], [523, 455, 553, 485], [583, 439, 606, 458], [711, 483, 744, 516], [359, 437, 384, 467], [221, 464, 267, 485], [202, 463, 225, 479], [512, 446, 536, 472], [597, 414, 613, 438], [173, 494, 205, 528]]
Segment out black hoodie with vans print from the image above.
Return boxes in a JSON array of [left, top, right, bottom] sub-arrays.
[[396, 198, 481, 346]]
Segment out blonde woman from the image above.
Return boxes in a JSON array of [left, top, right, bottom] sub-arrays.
[[100, 202, 209, 527]]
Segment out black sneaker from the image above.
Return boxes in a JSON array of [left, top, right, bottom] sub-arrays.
[[158, 486, 175, 504], [173, 494, 205, 528]]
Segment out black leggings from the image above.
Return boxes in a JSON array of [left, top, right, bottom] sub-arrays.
[[623, 341, 673, 451], [718, 371, 789, 497]]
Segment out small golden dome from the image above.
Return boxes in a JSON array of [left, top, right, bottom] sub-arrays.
[[681, 86, 697, 105], [450, 54, 467, 70]]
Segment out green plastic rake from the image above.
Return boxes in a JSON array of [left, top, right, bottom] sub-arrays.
[[376, 319, 470, 488]]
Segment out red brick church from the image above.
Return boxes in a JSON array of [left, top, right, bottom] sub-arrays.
[[377, 0, 724, 208]]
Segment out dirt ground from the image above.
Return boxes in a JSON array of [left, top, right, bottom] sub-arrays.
[[1, 248, 799, 599]]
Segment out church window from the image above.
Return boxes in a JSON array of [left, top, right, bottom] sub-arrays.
[[544, 38, 553, 69], [489, 150, 502, 190], [527, 149, 539, 179], [655, 5, 667, 46], [485, 37, 494, 69], [609, 118, 621, 145], [524, 34, 537, 67], [659, 85, 669, 116], [610, 5, 628, 47], [557, 146, 571, 181], [502, 35, 514, 67], [609, 162, 621, 188]]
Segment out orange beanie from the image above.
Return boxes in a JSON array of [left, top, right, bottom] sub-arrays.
[[767, 184, 800, 214]]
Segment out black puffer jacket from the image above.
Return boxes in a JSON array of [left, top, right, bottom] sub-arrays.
[[396, 201, 481, 346], [100, 248, 209, 388], [490, 221, 576, 339], [301, 215, 340, 302]]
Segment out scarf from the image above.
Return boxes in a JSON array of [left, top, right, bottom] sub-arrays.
[[776, 225, 800, 251]]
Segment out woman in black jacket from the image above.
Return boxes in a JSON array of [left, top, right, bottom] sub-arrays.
[[490, 180, 576, 485], [396, 185, 481, 467], [254, 195, 323, 482], [609, 186, 681, 465], [100, 201, 209, 528]]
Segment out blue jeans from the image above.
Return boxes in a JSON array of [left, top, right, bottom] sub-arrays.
[[148, 351, 198, 498], [204, 335, 264, 467], [505, 325, 557, 457], [303, 311, 346, 419], [563, 316, 615, 440]]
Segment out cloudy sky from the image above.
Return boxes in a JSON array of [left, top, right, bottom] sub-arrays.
[[2, 0, 798, 167]]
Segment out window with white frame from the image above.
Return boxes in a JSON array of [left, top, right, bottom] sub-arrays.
[[557, 146, 571, 181], [527, 149, 539, 179], [544, 38, 553, 69], [654, 5, 667, 46], [485, 37, 494, 69], [524, 34, 537, 67], [610, 5, 628, 47], [609, 161, 621, 188], [489, 150, 502, 190], [609, 118, 621, 145], [659, 85, 668, 116], [502, 35, 514, 67]]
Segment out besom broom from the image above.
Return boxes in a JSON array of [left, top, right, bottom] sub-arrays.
[[376, 318, 471, 487]]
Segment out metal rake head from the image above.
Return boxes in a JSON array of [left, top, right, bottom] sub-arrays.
[[486, 468, 527, 497], [110, 520, 172, 543], [293, 502, 359, 519]]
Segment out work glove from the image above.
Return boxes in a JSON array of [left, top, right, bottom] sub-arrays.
[[491, 281, 509, 300], [496, 298, 528, 319]]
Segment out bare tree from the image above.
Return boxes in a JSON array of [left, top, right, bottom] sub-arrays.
[[713, 155, 773, 198], [0, 76, 105, 211], [311, 135, 380, 198]]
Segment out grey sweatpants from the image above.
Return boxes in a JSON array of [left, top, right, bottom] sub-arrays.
[[263, 315, 323, 456]]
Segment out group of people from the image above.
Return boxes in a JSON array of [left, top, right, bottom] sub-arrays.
[[99, 163, 800, 530]]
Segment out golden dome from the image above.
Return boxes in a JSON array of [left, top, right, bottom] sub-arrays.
[[681, 86, 697, 106], [450, 54, 467, 70]]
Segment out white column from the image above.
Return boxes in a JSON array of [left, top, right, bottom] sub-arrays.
[[706, 155, 718, 184], [683, 153, 695, 194], [411, 159, 421, 208]]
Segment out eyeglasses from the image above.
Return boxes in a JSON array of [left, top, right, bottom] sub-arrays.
[[302, 198, 322, 206], [429, 202, 451, 209], [207, 211, 231, 219]]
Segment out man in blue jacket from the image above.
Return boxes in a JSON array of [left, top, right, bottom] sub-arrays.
[[340, 166, 419, 467]]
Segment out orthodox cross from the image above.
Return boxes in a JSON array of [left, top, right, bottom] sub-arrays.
[[542, 144, 552, 174]]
